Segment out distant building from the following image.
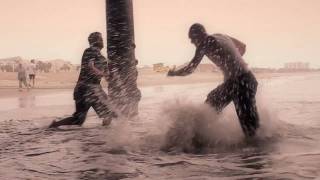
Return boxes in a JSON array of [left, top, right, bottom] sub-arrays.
[[0, 56, 78, 73], [153, 63, 170, 72], [176, 63, 217, 73], [152, 63, 217, 73], [153, 63, 163, 71], [0, 56, 23, 64], [251, 67, 277, 73], [0, 56, 24, 72], [284, 62, 309, 70]]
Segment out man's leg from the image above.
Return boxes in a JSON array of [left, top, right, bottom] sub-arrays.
[[28, 75, 32, 87], [23, 78, 29, 89], [89, 85, 117, 126], [205, 80, 234, 112], [32, 75, 35, 87], [234, 75, 259, 137], [19, 79, 22, 90], [49, 100, 90, 128]]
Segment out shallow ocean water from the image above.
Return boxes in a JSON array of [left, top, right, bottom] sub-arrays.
[[0, 73, 320, 180]]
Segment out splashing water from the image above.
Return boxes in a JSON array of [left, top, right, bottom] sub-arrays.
[[159, 97, 285, 153]]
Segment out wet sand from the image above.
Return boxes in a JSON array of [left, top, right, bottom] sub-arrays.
[[1, 72, 320, 179], [0, 71, 315, 98]]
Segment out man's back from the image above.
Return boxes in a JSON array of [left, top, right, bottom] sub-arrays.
[[203, 34, 249, 80], [28, 63, 36, 75]]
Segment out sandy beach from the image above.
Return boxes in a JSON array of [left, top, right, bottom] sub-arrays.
[[0, 70, 314, 98]]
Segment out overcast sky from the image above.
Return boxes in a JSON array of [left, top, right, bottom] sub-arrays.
[[0, 0, 319, 68]]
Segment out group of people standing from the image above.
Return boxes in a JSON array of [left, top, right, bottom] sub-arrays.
[[16, 59, 36, 91]]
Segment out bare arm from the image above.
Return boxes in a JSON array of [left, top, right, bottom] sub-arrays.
[[167, 48, 205, 76], [229, 36, 246, 56], [89, 60, 105, 76]]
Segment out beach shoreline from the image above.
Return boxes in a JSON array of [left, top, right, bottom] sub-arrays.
[[0, 71, 318, 98]]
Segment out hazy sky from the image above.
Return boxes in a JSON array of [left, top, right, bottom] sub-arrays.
[[0, 0, 319, 68]]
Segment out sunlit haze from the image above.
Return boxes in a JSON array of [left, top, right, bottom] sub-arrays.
[[0, 0, 319, 68]]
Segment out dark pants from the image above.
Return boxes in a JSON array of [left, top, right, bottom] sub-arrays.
[[50, 84, 114, 127], [29, 74, 35, 80], [205, 71, 259, 137]]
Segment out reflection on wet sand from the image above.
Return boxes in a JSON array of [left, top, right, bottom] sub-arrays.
[[18, 93, 36, 108]]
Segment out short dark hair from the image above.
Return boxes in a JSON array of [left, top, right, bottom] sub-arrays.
[[88, 32, 102, 45], [189, 23, 206, 39]]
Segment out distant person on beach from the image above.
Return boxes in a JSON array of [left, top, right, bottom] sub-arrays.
[[167, 23, 259, 137], [27, 59, 37, 87], [17, 63, 29, 91], [49, 32, 117, 128]]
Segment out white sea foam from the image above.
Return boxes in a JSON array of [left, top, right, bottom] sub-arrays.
[[159, 96, 285, 152]]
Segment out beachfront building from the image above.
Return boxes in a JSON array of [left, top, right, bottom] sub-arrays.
[[284, 62, 310, 70], [153, 63, 170, 72], [174, 63, 217, 73]]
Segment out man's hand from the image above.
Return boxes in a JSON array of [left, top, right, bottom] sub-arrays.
[[167, 68, 176, 76]]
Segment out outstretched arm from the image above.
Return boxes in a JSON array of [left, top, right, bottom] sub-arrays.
[[229, 36, 246, 56], [167, 48, 204, 76]]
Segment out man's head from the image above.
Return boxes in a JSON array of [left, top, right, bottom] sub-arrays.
[[31, 59, 35, 63], [189, 23, 207, 46], [88, 32, 104, 49]]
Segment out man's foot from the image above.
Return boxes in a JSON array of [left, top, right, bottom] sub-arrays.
[[110, 111, 118, 118], [48, 120, 58, 128], [102, 112, 118, 126], [102, 118, 112, 126]]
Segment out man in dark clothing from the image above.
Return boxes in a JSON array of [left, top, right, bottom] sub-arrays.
[[49, 32, 117, 128], [167, 23, 259, 137]]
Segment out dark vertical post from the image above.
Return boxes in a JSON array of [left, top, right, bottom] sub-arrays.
[[106, 0, 141, 116]]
